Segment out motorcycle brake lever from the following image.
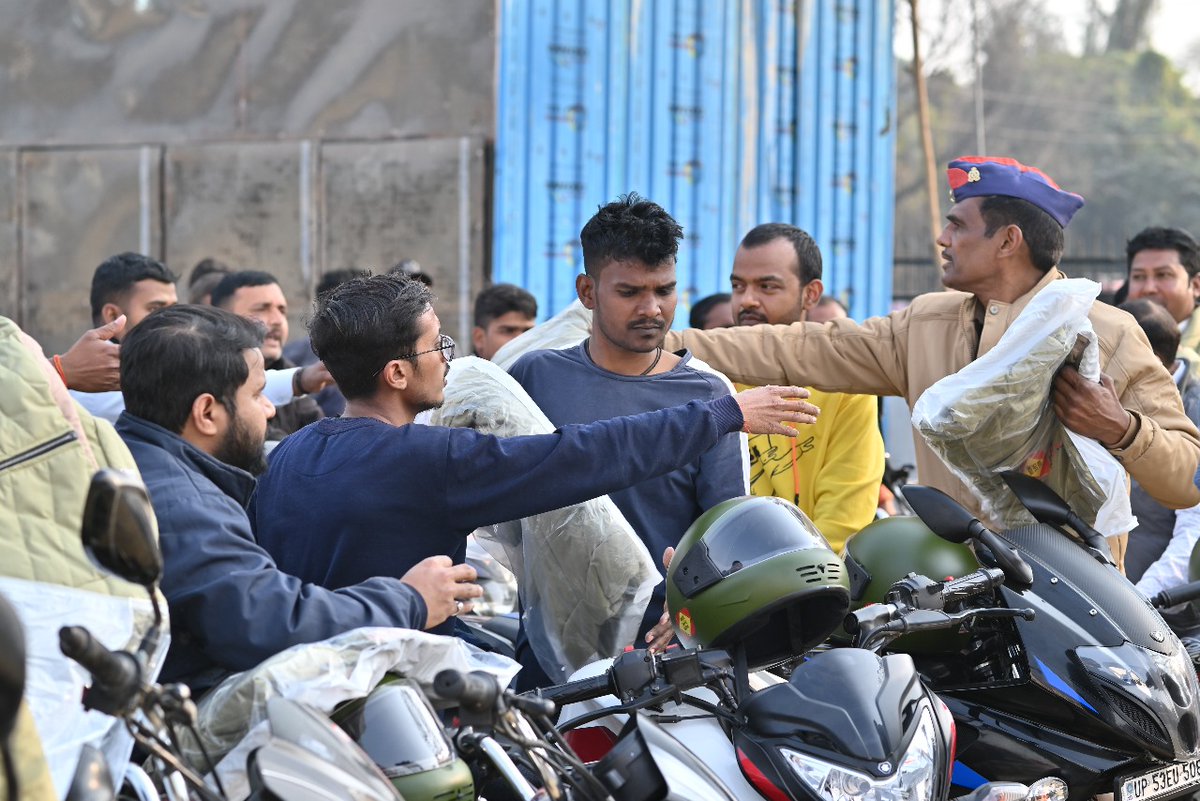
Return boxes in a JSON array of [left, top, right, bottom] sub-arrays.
[[958, 607, 1036, 626]]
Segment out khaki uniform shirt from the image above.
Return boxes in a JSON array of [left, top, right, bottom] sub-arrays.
[[667, 269, 1200, 564]]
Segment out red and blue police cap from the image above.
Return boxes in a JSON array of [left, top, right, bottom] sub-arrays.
[[947, 156, 1084, 228]]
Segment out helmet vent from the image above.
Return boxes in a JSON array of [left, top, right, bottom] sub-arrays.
[[797, 561, 843, 584]]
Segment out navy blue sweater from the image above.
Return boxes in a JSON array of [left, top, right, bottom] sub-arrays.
[[250, 396, 744, 634], [509, 343, 746, 635]]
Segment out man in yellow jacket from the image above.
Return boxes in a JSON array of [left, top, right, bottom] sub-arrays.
[[730, 223, 884, 551], [666, 157, 1200, 559]]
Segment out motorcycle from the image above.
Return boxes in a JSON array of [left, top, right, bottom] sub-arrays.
[[531, 515, 1061, 801], [897, 471, 1200, 801]]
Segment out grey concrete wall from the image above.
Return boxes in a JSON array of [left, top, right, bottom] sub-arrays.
[[0, 0, 494, 354]]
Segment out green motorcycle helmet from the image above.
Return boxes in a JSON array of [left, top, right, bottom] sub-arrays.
[[841, 515, 980, 652], [332, 675, 474, 801], [666, 496, 850, 668]]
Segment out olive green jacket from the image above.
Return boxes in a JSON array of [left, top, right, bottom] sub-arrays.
[[1179, 305, 1200, 356], [667, 270, 1200, 549], [0, 315, 147, 596]]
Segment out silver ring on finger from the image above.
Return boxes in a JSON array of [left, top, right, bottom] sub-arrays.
[[454, 599, 464, 616]]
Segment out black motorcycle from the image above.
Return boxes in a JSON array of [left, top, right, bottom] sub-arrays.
[[899, 471, 1200, 801]]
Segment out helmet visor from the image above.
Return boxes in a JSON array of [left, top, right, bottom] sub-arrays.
[[704, 499, 829, 571], [674, 498, 831, 599]]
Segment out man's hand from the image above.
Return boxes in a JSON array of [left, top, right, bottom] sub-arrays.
[[736, 385, 819, 436], [645, 546, 676, 652], [1052, 367, 1132, 447], [58, 316, 125, 392], [297, 361, 335, 395], [400, 555, 484, 628]]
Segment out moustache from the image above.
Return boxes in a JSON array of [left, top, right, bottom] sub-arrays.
[[737, 310, 768, 325]]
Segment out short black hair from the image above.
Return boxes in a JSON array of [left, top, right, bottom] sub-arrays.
[[474, 283, 538, 328], [978, 196, 1064, 273], [211, 270, 281, 309], [121, 305, 264, 434], [309, 274, 434, 400], [689, 293, 731, 329], [1120, 299, 1181, 369], [89, 252, 176, 324], [188, 257, 230, 288], [1126, 227, 1200, 279], [579, 193, 683, 276], [317, 268, 372, 298], [739, 223, 823, 285]]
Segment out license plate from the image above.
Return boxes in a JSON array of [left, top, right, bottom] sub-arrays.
[[1120, 758, 1200, 801]]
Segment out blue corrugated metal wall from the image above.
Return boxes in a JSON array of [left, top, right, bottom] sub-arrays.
[[494, 0, 895, 323]]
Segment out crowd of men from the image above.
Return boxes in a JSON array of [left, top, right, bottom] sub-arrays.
[[15, 155, 1200, 702]]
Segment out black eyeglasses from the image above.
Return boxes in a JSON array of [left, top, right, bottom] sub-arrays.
[[374, 334, 455, 377]]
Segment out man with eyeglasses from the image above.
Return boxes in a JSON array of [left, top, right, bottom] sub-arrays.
[[250, 273, 819, 642]]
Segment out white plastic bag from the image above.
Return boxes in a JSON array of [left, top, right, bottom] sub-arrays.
[[0, 577, 166, 799], [420, 356, 660, 681], [912, 279, 1135, 537], [190, 627, 518, 800]]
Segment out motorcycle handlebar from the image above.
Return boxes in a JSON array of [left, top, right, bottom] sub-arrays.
[[941, 568, 1007, 606], [533, 672, 615, 707], [436, 669, 560, 722], [59, 626, 143, 713], [435, 669, 500, 714], [59, 626, 139, 689], [1151, 580, 1200, 610]]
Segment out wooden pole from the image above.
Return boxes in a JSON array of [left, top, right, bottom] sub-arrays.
[[908, 0, 942, 267]]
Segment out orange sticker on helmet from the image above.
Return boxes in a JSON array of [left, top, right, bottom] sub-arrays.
[[677, 608, 694, 637]]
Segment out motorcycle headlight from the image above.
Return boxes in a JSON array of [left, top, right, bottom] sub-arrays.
[[1075, 642, 1200, 758], [782, 705, 938, 801]]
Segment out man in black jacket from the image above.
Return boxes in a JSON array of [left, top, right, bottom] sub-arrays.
[[115, 304, 480, 693]]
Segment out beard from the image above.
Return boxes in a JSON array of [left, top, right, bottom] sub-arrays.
[[409, 359, 448, 414], [596, 315, 667, 353], [215, 410, 268, 476]]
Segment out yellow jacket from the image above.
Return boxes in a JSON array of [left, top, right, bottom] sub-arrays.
[[667, 269, 1200, 535], [736, 384, 883, 551]]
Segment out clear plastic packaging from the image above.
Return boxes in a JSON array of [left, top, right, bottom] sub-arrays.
[[912, 278, 1135, 537], [422, 355, 660, 682]]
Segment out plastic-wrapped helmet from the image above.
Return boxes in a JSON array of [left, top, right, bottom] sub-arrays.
[[666, 496, 850, 668], [841, 515, 979, 652]]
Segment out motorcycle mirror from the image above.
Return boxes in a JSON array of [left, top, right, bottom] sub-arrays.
[[900, 485, 974, 544], [904, 485, 1034, 586], [999, 471, 1115, 566], [998, 471, 1071, 524], [81, 469, 162, 589], [0, 594, 25, 744]]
